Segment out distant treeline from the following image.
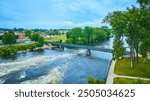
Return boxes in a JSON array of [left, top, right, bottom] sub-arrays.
[[0, 28, 69, 33], [66, 26, 110, 45], [0, 28, 24, 32]]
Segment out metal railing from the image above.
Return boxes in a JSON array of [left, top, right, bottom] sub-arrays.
[[46, 42, 130, 55]]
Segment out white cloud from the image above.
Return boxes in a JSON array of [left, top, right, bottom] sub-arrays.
[[0, 0, 137, 28]]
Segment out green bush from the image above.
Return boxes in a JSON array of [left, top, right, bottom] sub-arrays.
[[38, 36, 45, 46], [88, 76, 105, 84], [2, 30, 17, 45], [0, 43, 38, 56], [0, 47, 12, 56], [66, 26, 110, 45], [36, 43, 43, 47], [88, 77, 95, 84]]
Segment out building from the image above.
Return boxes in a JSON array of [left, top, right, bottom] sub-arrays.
[[16, 32, 26, 43], [0, 32, 4, 40], [0, 32, 26, 43], [59, 29, 69, 34]]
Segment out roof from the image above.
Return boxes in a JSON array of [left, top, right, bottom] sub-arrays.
[[0, 33, 4, 36]]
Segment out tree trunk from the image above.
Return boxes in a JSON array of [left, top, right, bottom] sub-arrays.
[[142, 58, 146, 64], [133, 50, 135, 62], [130, 45, 134, 68], [135, 46, 139, 64]]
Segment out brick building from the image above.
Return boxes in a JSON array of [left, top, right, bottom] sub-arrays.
[[0, 32, 26, 43]]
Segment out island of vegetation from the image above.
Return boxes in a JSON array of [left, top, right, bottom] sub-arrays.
[[66, 26, 110, 45]]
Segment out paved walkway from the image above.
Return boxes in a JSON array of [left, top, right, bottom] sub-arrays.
[[106, 59, 150, 84], [106, 60, 116, 84], [114, 74, 150, 81]]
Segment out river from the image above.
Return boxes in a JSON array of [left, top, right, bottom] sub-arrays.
[[0, 37, 120, 84]]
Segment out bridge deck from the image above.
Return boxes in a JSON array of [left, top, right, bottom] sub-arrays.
[[46, 42, 130, 55]]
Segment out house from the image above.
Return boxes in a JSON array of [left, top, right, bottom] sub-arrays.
[[16, 32, 26, 43], [0, 32, 4, 44], [59, 29, 69, 34]]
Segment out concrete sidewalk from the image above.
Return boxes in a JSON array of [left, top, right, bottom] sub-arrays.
[[106, 60, 116, 84], [115, 75, 150, 81]]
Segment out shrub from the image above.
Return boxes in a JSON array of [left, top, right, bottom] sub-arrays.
[[0, 47, 12, 56], [88, 77, 95, 84], [38, 36, 45, 46], [88, 76, 105, 84], [2, 30, 17, 45], [31, 32, 40, 42], [0, 43, 38, 56]]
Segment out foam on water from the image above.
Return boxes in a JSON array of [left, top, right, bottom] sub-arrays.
[[0, 53, 74, 77], [0, 47, 113, 84], [0, 79, 5, 84], [19, 71, 26, 79], [21, 62, 69, 84]]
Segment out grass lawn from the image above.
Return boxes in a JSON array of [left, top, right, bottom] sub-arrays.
[[45, 35, 67, 42], [114, 77, 150, 84], [114, 57, 150, 78]]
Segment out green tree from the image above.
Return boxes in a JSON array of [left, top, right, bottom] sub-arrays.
[[31, 32, 40, 42], [88, 77, 105, 84], [101, 26, 111, 39], [124, 7, 141, 66], [93, 27, 109, 42], [66, 26, 110, 45], [103, 0, 150, 66], [38, 36, 45, 46], [67, 27, 83, 44], [83, 26, 94, 44], [112, 36, 125, 59], [25, 30, 32, 37], [2, 30, 17, 45], [53, 29, 60, 35], [88, 77, 95, 84], [139, 37, 150, 63], [138, 0, 150, 63], [103, 7, 142, 67]]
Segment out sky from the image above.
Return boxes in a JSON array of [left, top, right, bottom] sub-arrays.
[[0, 0, 137, 29]]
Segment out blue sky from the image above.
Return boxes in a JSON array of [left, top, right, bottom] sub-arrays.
[[0, 0, 137, 29]]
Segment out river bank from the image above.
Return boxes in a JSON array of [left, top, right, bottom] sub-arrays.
[[0, 43, 44, 57]]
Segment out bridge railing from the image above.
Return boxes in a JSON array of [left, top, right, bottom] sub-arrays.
[[46, 42, 130, 55]]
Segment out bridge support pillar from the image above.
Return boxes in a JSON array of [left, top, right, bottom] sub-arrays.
[[86, 49, 91, 56]]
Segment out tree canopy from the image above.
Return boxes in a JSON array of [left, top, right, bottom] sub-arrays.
[[103, 0, 150, 67], [66, 26, 110, 45], [2, 30, 17, 45], [30, 32, 45, 47], [38, 36, 45, 46], [31, 32, 40, 42], [25, 30, 32, 37]]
